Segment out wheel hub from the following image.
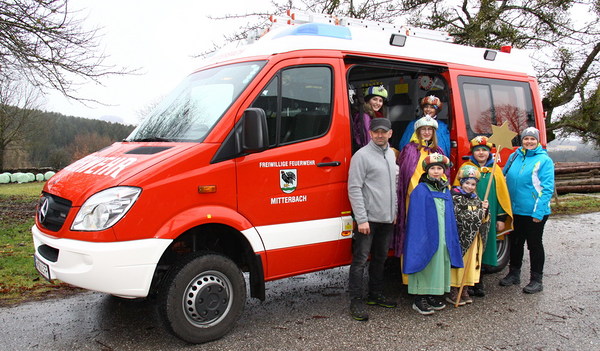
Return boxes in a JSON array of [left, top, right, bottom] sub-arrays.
[[184, 273, 230, 326]]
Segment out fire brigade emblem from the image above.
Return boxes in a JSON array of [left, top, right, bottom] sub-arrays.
[[280, 169, 297, 194]]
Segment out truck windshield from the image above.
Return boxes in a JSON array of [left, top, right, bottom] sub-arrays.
[[126, 61, 266, 142]]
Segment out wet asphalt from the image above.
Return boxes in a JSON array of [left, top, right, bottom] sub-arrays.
[[1, 212, 599, 350]]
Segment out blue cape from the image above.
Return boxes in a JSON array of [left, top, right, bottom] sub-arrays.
[[399, 119, 451, 156], [403, 182, 463, 274]]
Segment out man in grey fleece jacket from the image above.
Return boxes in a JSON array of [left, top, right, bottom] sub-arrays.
[[347, 118, 398, 321]]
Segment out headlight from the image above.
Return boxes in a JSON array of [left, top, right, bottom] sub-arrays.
[[71, 187, 141, 231]]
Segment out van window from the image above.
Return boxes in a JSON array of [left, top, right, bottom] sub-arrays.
[[347, 63, 449, 152], [252, 66, 332, 146], [127, 61, 265, 142], [459, 76, 535, 145]]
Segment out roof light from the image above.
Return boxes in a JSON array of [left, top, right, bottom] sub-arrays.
[[500, 45, 512, 53], [484, 50, 497, 61], [390, 34, 407, 47], [273, 23, 352, 40]]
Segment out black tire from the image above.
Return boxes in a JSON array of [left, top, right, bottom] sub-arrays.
[[158, 252, 246, 344], [484, 236, 510, 274]]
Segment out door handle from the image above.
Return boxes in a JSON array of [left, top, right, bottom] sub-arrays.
[[317, 161, 341, 167]]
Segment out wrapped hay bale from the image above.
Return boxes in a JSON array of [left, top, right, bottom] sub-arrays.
[[16, 173, 29, 183], [10, 172, 23, 183], [44, 171, 56, 180]]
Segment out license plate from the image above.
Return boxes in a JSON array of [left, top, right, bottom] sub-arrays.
[[34, 255, 52, 281]]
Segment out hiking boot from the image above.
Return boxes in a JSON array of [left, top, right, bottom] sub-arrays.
[[445, 287, 466, 306], [425, 295, 446, 310], [350, 298, 369, 321], [472, 281, 485, 297], [412, 296, 434, 315], [523, 272, 543, 294], [367, 293, 397, 308], [499, 267, 521, 286], [461, 288, 473, 304]]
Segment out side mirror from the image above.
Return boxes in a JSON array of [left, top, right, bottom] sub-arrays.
[[241, 108, 269, 153]]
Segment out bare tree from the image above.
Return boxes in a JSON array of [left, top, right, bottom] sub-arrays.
[[68, 132, 114, 162], [0, 76, 41, 169], [204, 0, 600, 145], [0, 0, 127, 100], [198, 0, 406, 57], [388, 0, 600, 145]]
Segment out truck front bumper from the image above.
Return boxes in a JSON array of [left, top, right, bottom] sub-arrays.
[[32, 225, 172, 298]]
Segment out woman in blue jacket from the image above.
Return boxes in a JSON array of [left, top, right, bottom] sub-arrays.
[[500, 127, 554, 294]]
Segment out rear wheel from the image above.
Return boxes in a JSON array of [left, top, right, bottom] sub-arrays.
[[484, 236, 510, 274], [159, 253, 246, 344]]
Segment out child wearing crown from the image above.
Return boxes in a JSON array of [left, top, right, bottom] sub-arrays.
[[403, 153, 463, 315], [447, 165, 490, 305]]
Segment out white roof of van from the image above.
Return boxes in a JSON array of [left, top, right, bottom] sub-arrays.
[[203, 19, 535, 77]]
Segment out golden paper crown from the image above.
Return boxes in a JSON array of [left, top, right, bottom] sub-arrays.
[[457, 165, 481, 180], [422, 153, 450, 170], [420, 95, 442, 110], [470, 136, 493, 150]]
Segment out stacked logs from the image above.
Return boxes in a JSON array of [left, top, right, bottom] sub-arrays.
[[554, 162, 600, 194]]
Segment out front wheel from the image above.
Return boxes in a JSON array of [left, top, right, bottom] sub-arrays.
[[159, 253, 246, 344], [484, 235, 510, 274]]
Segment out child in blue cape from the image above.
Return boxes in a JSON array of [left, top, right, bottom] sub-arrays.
[[398, 95, 450, 156], [403, 153, 463, 315]]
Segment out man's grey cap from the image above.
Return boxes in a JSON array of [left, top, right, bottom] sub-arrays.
[[370, 118, 392, 131]]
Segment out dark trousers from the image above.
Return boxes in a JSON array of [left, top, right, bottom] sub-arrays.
[[509, 214, 549, 275], [348, 222, 393, 299]]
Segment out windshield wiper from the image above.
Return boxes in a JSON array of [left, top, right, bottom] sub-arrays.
[[126, 137, 174, 142]]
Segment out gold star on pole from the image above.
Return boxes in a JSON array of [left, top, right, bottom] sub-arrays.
[[488, 122, 517, 152]]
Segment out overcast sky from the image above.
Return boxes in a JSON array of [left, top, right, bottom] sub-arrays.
[[42, 1, 590, 127], [42, 0, 273, 125]]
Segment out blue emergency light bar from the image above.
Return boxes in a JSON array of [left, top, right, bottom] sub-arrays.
[[274, 23, 352, 40]]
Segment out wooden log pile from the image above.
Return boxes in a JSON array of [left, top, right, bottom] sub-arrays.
[[554, 162, 600, 194]]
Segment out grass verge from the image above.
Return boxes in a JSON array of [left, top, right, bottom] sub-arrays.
[[0, 182, 85, 306], [551, 193, 600, 215], [0, 218, 83, 306]]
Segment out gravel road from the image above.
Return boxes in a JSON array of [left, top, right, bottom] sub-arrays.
[[1, 212, 599, 350]]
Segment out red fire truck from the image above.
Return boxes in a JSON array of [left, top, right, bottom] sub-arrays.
[[32, 12, 547, 343]]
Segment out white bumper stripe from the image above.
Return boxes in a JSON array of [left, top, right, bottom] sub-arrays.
[[254, 217, 349, 251]]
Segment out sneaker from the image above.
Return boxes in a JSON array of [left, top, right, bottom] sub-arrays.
[[350, 298, 369, 321], [425, 295, 446, 310], [461, 288, 473, 304], [367, 293, 397, 308], [412, 296, 434, 315], [445, 287, 466, 306]]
